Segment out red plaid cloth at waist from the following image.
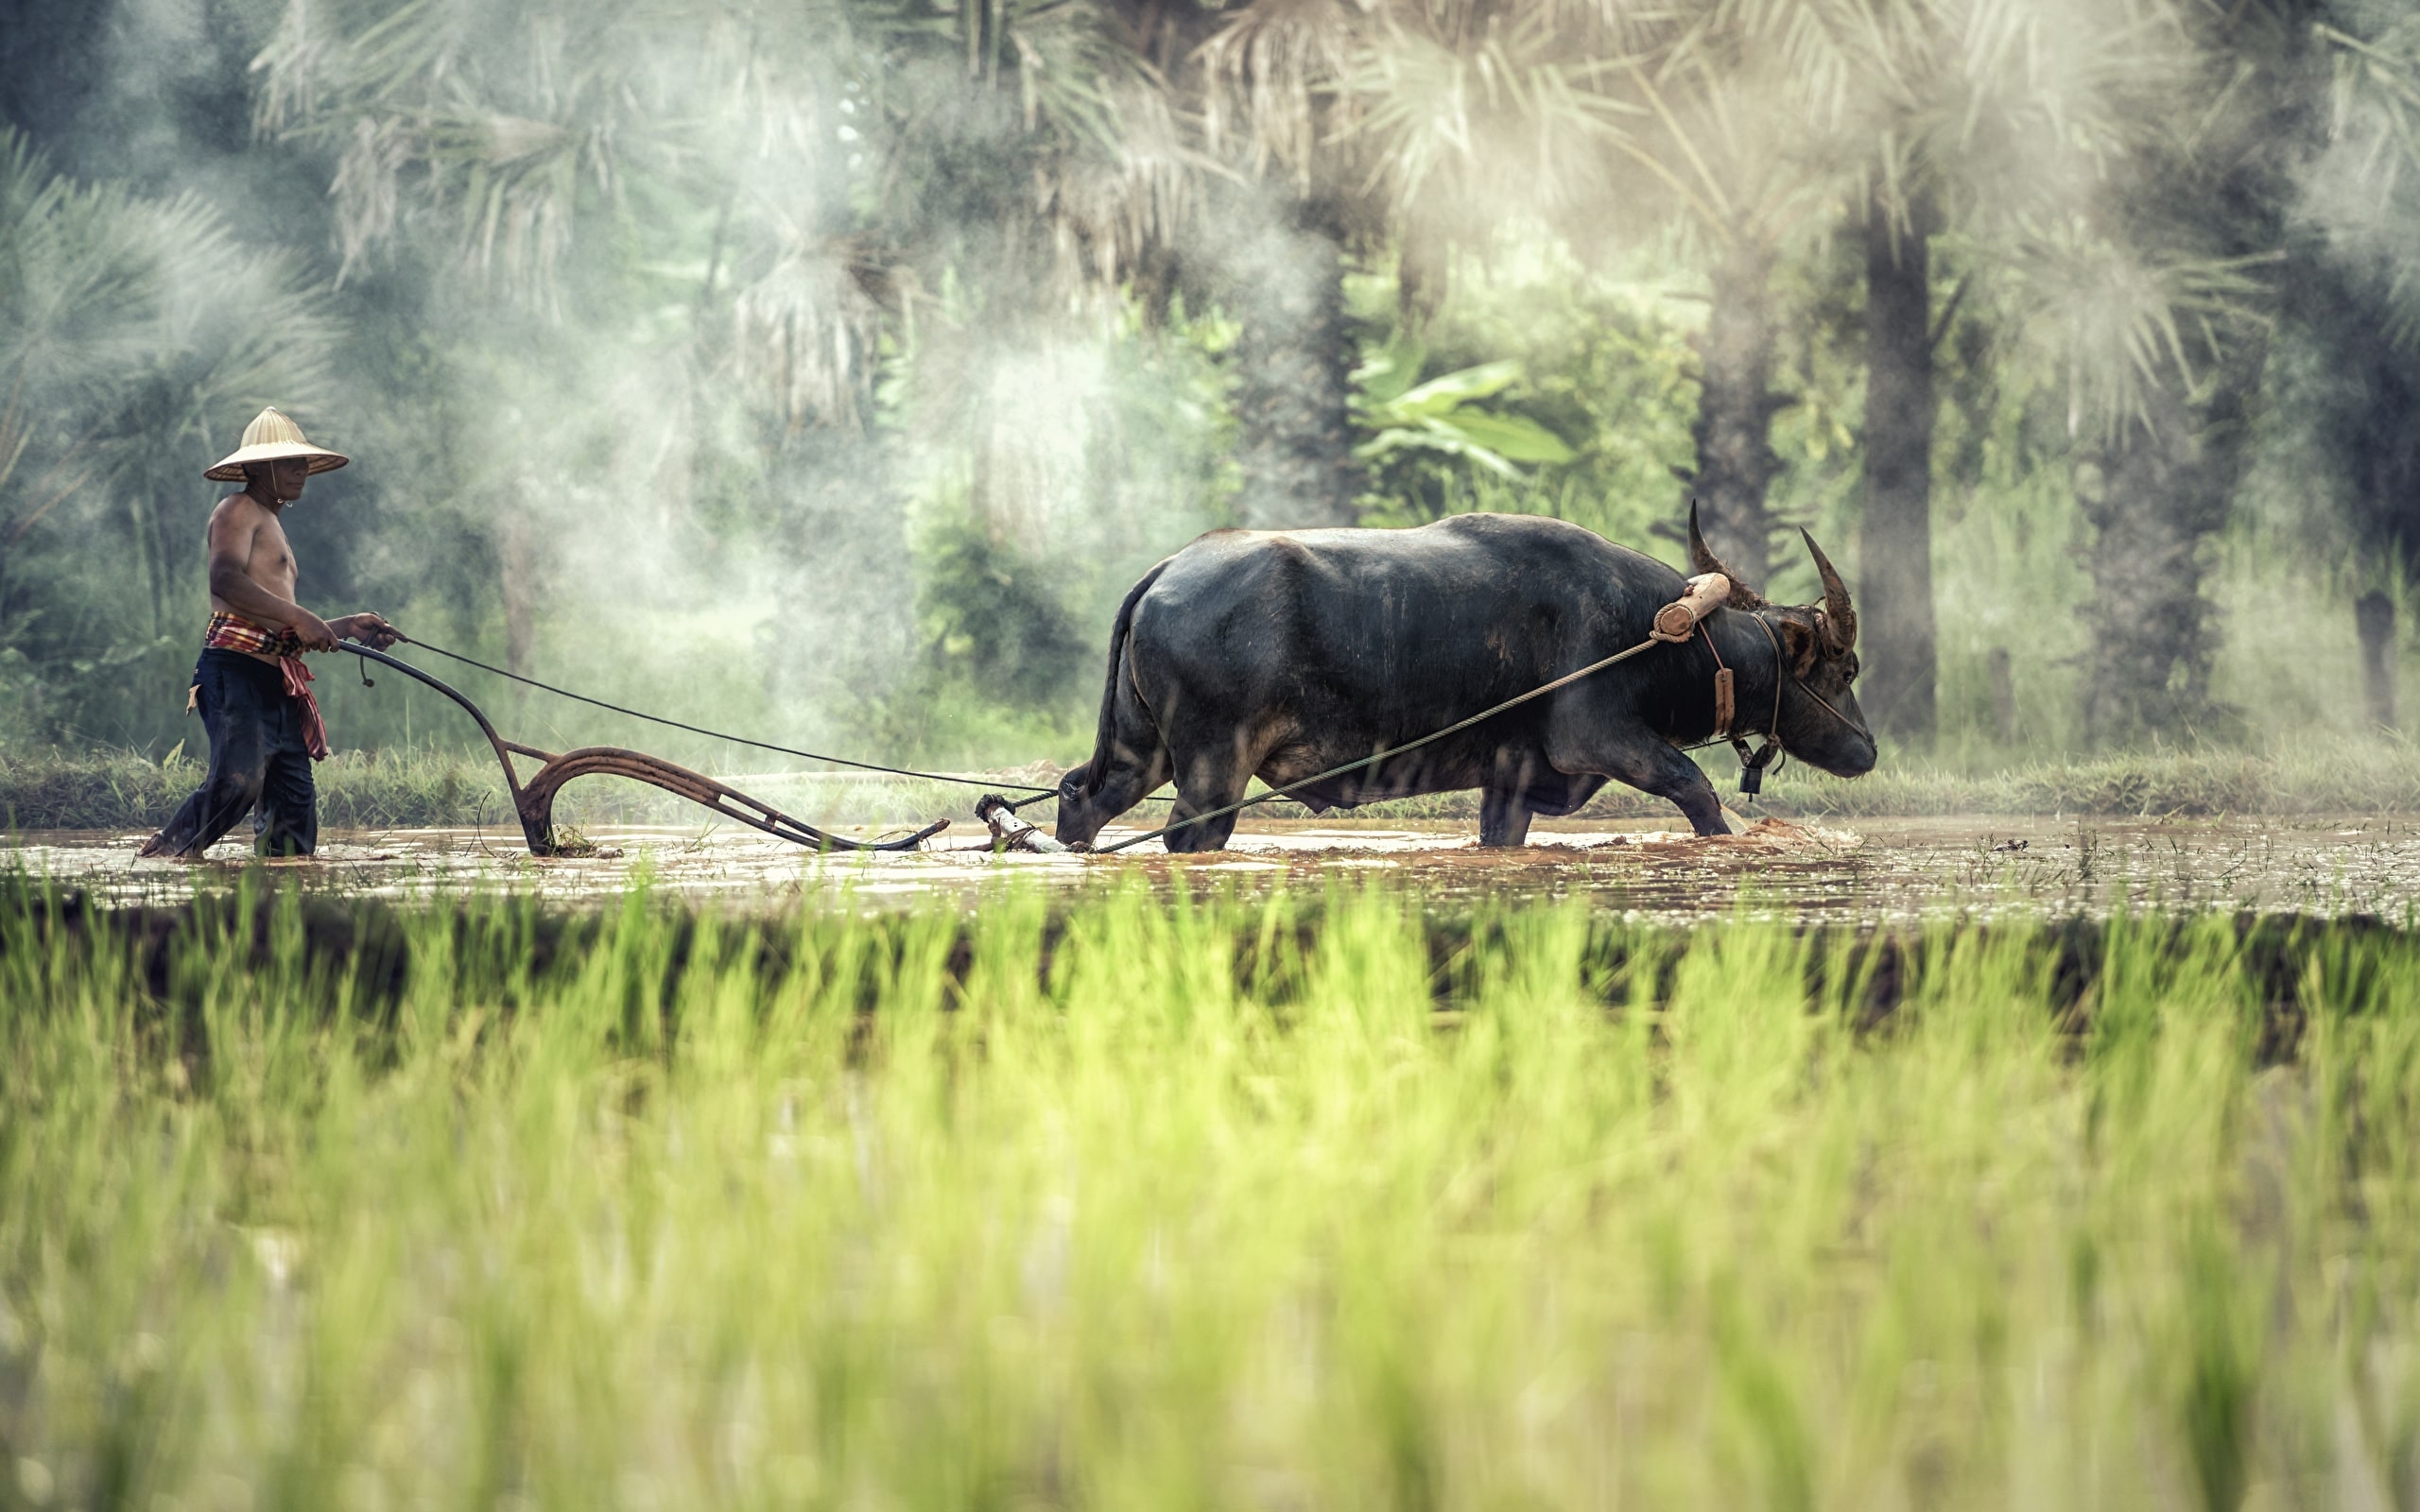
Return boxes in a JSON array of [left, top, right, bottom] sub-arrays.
[[199, 610, 329, 760]]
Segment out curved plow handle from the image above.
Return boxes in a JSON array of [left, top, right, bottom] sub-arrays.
[[336, 644, 947, 855]]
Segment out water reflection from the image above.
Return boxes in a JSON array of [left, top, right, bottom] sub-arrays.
[[12, 814, 2420, 924]]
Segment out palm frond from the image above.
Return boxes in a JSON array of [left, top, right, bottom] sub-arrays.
[[1999, 215, 2273, 441], [1197, 0, 1362, 183], [0, 126, 339, 661], [2311, 16, 2420, 348]]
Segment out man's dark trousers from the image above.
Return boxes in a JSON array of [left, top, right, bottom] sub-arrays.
[[151, 648, 318, 857]]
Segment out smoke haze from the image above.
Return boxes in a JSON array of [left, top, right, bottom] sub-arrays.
[[0, 0, 2414, 778]]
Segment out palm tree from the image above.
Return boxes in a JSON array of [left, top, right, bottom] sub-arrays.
[[1171, 2, 1859, 572], [1610, 0, 2223, 743], [251, 0, 1205, 711], [1179, 0, 1374, 529], [1558, 0, 2308, 750], [1610, 14, 1827, 591], [2259, 4, 2420, 730], [1184, 1, 1683, 528], [0, 128, 337, 746], [2023, 0, 2315, 745], [254, 0, 1190, 410], [1161, 0, 2309, 754]]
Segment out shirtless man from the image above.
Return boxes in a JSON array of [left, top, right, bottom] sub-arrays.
[[143, 408, 401, 859]]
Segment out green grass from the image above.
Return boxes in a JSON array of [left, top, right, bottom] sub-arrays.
[[9, 877, 2420, 1508]]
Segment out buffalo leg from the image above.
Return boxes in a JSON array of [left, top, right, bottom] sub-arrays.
[[1063, 744, 1171, 847], [1478, 784, 1533, 847], [1164, 747, 1253, 853], [1055, 648, 1172, 847], [1478, 747, 1544, 847], [1569, 737, 1731, 837]]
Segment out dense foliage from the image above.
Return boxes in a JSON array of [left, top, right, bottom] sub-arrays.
[[2, 0, 2417, 773]]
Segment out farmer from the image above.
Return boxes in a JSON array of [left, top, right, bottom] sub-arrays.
[[140, 408, 401, 859]]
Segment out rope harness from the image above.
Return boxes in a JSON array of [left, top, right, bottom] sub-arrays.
[[1733, 615, 1787, 797], [1729, 611, 1872, 795]]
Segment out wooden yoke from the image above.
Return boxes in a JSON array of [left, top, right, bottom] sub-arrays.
[[1651, 573, 1733, 643], [337, 644, 947, 855]]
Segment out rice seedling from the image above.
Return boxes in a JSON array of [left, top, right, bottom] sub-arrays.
[[5, 879, 2420, 1509]]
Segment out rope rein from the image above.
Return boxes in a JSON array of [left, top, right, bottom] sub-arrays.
[[390, 635, 1062, 799]]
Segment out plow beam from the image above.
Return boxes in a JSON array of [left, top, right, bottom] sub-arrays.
[[337, 644, 948, 855], [508, 744, 948, 855]]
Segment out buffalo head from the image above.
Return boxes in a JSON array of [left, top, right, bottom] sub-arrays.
[[1687, 503, 1876, 778], [1055, 762, 1106, 847]]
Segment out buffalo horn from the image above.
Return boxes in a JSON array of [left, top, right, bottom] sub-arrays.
[[1800, 527, 1857, 653], [1686, 501, 1766, 610]]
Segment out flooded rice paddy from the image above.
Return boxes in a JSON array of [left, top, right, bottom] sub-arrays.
[[11, 810, 2420, 921]]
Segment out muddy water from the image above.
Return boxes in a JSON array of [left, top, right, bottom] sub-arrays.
[[12, 812, 2420, 923]]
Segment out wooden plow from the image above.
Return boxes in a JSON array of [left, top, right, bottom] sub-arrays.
[[338, 644, 949, 856]]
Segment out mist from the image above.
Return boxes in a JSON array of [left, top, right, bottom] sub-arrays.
[[1, 0, 2414, 782]]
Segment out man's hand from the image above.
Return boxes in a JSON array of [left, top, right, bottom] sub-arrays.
[[330, 612, 404, 650], [290, 610, 339, 652]]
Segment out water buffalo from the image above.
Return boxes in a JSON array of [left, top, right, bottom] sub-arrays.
[[1054, 508, 1876, 850]]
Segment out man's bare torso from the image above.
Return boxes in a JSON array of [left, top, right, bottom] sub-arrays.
[[208, 492, 296, 666]]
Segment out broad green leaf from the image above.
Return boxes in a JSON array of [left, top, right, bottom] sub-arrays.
[[1389, 359, 1525, 417], [1355, 421, 1526, 479], [1351, 332, 1428, 407], [1436, 410, 1576, 464]]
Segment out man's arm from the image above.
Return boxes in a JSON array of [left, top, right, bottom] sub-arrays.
[[205, 499, 337, 649]]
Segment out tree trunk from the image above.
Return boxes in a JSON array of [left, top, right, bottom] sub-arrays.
[[1228, 198, 1362, 529], [2078, 381, 2230, 746], [1685, 233, 1784, 589], [500, 519, 536, 678], [2357, 590, 2397, 730], [1858, 189, 1938, 746], [1986, 646, 2017, 745], [2341, 305, 2420, 730]]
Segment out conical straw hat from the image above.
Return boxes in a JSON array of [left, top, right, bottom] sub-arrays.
[[203, 406, 350, 483]]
